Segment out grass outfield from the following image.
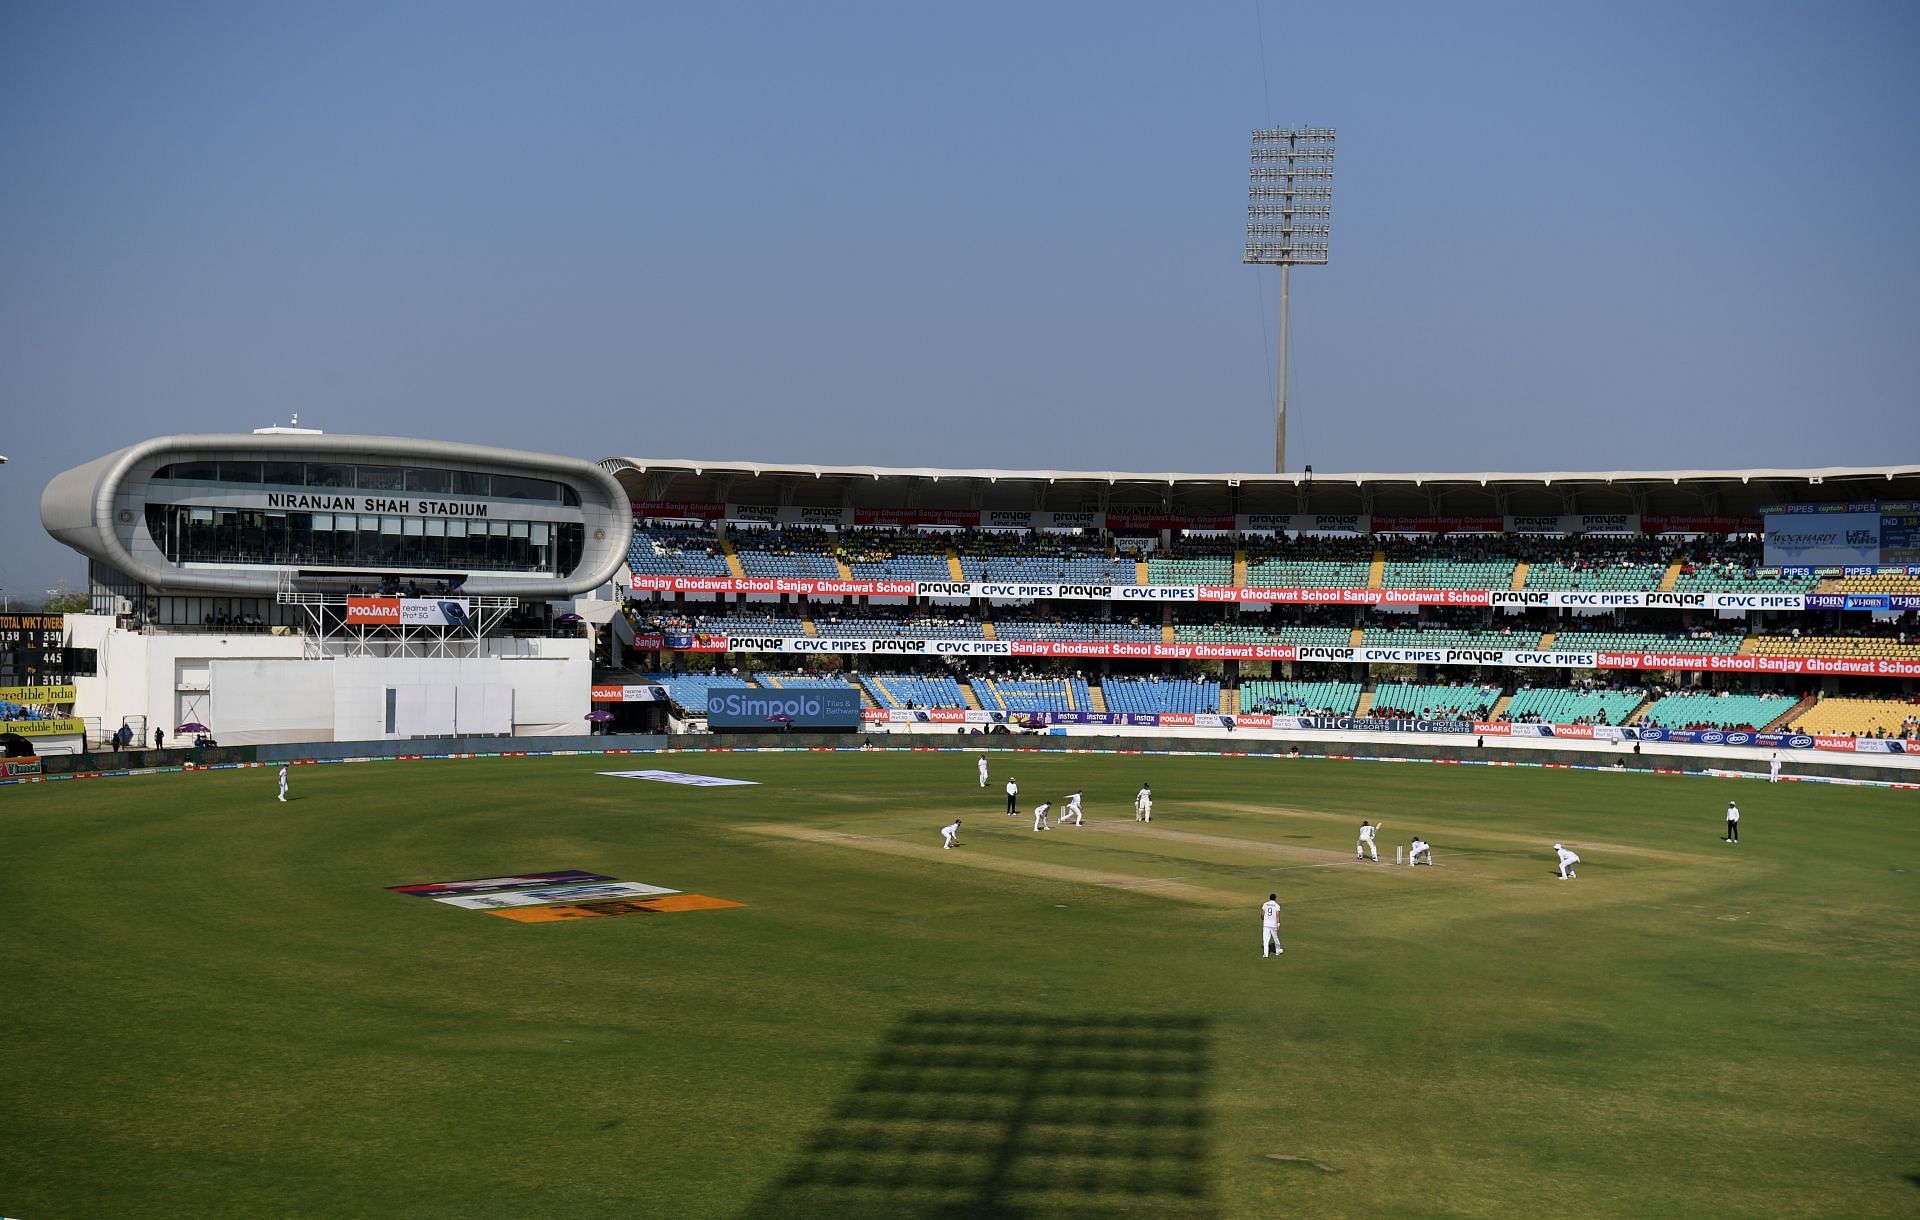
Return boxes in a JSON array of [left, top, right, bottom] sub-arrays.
[[3, 751, 1916, 1219]]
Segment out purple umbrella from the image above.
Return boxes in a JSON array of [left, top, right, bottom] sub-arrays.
[[177, 722, 210, 733], [767, 714, 795, 727], [557, 613, 585, 624], [585, 710, 615, 723]]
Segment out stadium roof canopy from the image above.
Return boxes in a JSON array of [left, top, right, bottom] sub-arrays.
[[600, 456, 1920, 520]]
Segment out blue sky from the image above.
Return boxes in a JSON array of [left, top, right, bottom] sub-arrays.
[[3, 1, 1917, 596]]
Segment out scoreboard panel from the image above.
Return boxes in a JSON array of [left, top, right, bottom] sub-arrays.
[[0, 613, 69, 687]]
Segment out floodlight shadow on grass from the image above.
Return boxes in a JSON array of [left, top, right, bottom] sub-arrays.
[[743, 1011, 1219, 1219]]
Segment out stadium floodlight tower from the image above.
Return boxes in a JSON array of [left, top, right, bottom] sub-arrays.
[[1244, 126, 1335, 473]]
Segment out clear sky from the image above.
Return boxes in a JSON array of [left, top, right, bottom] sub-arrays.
[[3, 1, 1917, 598]]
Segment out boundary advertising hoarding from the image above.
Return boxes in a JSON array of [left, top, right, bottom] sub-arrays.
[[707, 688, 862, 730]]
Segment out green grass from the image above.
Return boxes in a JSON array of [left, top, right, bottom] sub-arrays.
[[2, 751, 1916, 1218]]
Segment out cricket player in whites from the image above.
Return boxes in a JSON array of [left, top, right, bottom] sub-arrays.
[[1356, 819, 1380, 862], [1059, 790, 1084, 826], [1032, 800, 1052, 832], [1554, 843, 1580, 879], [1134, 783, 1152, 822], [277, 765, 289, 803], [1768, 752, 1781, 782], [1261, 894, 1284, 957], [1407, 835, 1432, 867], [978, 755, 989, 788], [941, 819, 961, 850]]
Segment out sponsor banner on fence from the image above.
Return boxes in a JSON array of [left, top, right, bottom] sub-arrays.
[[854, 506, 990, 528], [0, 718, 85, 737], [726, 503, 853, 527], [913, 580, 1201, 602], [1303, 715, 1476, 733], [1234, 513, 1371, 534], [344, 597, 473, 626], [1290, 645, 1598, 669], [1597, 651, 1920, 678], [630, 575, 919, 596], [974, 509, 1106, 531], [1370, 515, 1505, 534], [1211, 586, 1495, 606], [632, 499, 726, 520], [1503, 514, 1642, 534], [0, 684, 77, 703], [1487, 590, 1807, 611], [1641, 514, 1762, 533]]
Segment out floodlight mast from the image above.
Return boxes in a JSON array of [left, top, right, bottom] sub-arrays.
[[1244, 126, 1334, 474]]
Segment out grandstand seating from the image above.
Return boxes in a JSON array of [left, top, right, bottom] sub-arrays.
[[729, 529, 841, 579], [1742, 635, 1920, 661], [1369, 683, 1501, 720], [1243, 558, 1370, 588], [1503, 687, 1646, 725], [1237, 680, 1363, 716], [1100, 677, 1221, 714], [995, 620, 1160, 642], [841, 532, 955, 581], [757, 674, 856, 690], [970, 677, 1093, 713], [1816, 573, 1920, 595], [1522, 562, 1665, 592], [1634, 691, 1798, 730], [631, 671, 755, 711], [693, 615, 807, 636], [1669, 565, 1816, 594], [1379, 560, 1515, 591], [628, 526, 730, 577], [1171, 623, 1351, 648], [1551, 631, 1742, 656], [1788, 697, 1920, 738], [848, 554, 951, 580], [861, 674, 969, 709], [1147, 556, 1233, 585]]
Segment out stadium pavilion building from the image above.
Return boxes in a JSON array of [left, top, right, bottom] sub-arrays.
[[37, 428, 631, 748]]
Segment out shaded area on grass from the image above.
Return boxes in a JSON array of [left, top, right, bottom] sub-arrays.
[[743, 1010, 1219, 1219]]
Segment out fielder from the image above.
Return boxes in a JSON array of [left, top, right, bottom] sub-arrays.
[[1554, 843, 1580, 879], [941, 818, 961, 850], [1261, 893, 1284, 958], [1725, 801, 1740, 843], [1356, 819, 1380, 862], [1768, 752, 1781, 783], [1059, 790, 1084, 826], [1134, 783, 1152, 822], [277, 765, 289, 803], [1408, 835, 1432, 867], [978, 756, 989, 788], [1006, 778, 1019, 817], [1032, 800, 1052, 832]]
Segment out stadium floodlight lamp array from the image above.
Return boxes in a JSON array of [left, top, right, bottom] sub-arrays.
[[1243, 126, 1336, 473]]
